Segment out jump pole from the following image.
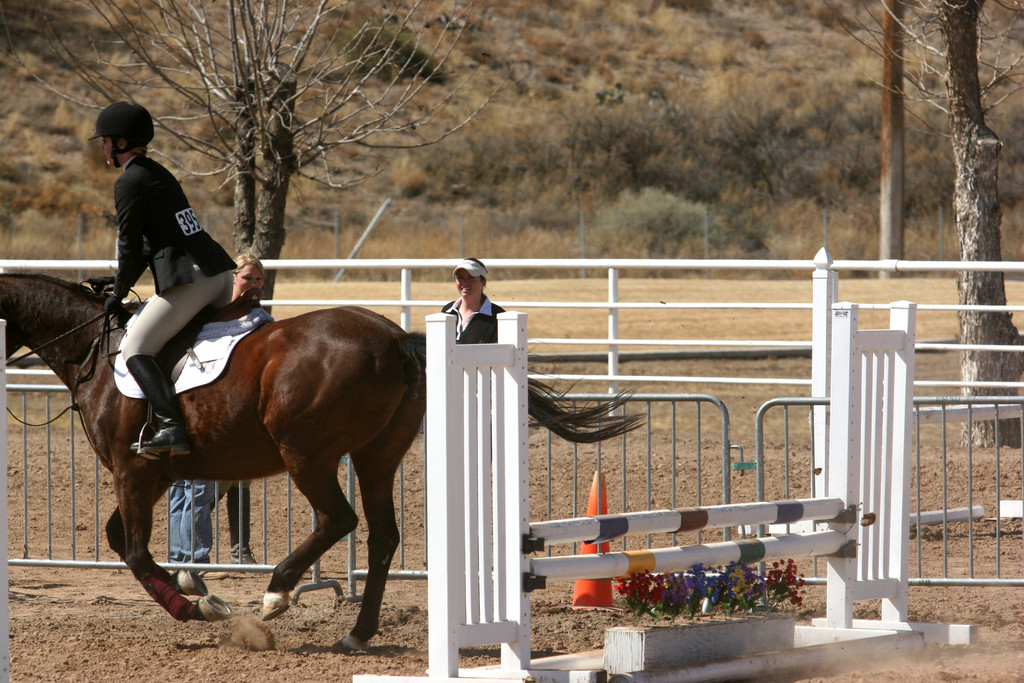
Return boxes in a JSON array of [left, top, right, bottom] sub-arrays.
[[530, 530, 847, 583], [531, 497, 847, 546]]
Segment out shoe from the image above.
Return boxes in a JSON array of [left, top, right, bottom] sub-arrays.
[[231, 544, 257, 564], [125, 355, 192, 457], [138, 424, 191, 456], [205, 545, 256, 580]]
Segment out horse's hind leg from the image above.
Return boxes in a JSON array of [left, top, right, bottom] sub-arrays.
[[341, 398, 423, 651], [262, 465, 359, 620], [342, 457, 401, 651]]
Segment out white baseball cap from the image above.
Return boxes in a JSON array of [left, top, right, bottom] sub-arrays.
[[453, 258, 487, 277]]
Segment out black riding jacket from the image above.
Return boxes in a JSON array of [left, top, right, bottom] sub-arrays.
[[112, 155, 234, 298]]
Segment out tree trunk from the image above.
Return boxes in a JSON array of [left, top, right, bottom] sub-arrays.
[[233, 65, 297, 303], [232, 81, 258, 259], [940, 0, 1024, 447]]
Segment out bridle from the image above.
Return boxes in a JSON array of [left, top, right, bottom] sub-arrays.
[[5, 311, 107, 367]]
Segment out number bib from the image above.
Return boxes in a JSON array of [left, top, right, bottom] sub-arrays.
[[175, 207, 203, 236]]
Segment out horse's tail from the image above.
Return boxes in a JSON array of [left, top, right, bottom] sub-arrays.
[[527, 378, 643, 443], [401, 333, 642, 442], [399, 332, 428, 396]]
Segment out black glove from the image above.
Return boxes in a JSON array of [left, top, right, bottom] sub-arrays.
[[85, 276, 115, 293], [104, 294, 125, 317]]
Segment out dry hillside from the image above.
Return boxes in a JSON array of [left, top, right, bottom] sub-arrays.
[[3, 1, 1024, 272]]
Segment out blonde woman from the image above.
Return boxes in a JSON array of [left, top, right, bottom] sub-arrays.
[[173, 255, 267, 573], [213, 255, 266, 569]]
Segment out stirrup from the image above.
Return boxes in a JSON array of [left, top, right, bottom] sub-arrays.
[[131, 438, 162, 460], [135, 426, 191, 457], [141, 438, 191, 457]]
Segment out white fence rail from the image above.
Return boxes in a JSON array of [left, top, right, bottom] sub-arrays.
[[8, 249, 1024, 393]]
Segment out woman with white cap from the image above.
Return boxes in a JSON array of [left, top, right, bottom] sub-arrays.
[[442, 257, 506, 344]]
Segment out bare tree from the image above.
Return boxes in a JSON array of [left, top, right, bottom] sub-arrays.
[[845, 1, 1024, 444], [12, 0, 498, 295], [937, 1, 1024, 445]]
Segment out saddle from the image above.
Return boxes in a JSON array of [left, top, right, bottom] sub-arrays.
[[156, 287, 264, 381]]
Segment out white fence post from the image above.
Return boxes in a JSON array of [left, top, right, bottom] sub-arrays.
[[811, 247, 836, 497], [400, 268, 412, 331], [0, 320, 9, 679], [607, 267, 619, 395]]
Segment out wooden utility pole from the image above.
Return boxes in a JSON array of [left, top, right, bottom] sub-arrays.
[[879, 0, 905, 277]]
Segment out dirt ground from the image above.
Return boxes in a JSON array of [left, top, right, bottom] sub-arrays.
[[9, 565, 1024, 683], [9, 430, 1024, 683]]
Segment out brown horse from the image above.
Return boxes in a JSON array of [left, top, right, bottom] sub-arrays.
[[0, 273, 639, 651]]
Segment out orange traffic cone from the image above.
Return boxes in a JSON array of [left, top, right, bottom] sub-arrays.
[[571, 470, 615, 609]]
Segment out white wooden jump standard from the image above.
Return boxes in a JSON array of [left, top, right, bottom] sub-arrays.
[[810, 302, 971, 645], [420, 311, 531, 681], [354, 306, 972, 683]]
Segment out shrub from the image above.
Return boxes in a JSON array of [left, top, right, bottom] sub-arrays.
[[743, 30, 767, 49], [591, 187, 716, 258], [340, 20, 445, 83], [665, 0, 713, 12]]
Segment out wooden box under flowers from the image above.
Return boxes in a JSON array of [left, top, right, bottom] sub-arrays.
[[603, 613, 795, 674]]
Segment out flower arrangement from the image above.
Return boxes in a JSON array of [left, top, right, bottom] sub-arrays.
[[613, 559, 805, 625]]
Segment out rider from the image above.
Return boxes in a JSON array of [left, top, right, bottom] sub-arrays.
[[92, 101, 236, 458]]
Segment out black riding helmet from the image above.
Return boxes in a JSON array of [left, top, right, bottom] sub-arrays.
[[90, 101, 154, 151]]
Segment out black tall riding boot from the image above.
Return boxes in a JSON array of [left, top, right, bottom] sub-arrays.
[[226, 485, 255, 563], [125, 354, 192, 457]]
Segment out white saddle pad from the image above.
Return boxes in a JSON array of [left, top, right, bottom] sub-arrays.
[[114, 303, 275, 398]]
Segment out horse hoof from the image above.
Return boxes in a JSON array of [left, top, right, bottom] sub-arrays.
[[196, 595, 232, 621], [262, 591, 290, 621], [173, 570, 209, 597], [340, 634, 368, 652]]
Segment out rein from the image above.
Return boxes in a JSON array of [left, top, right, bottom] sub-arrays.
[[5, 311, 113, 428], [5, 311, 108, 367], [7, 404, 75, 427]]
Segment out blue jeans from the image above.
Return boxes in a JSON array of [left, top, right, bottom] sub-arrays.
[[168, 480, 215, 563]]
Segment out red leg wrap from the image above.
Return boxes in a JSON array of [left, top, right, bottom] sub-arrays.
[[140, 573, 194, 622]]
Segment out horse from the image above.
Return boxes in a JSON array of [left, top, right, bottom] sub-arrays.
[[0, 273, 640, 651]]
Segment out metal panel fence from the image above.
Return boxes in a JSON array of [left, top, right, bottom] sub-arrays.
[[5, 385, 735, 597], [755, 395, 1024, 587], [10, 389, 1024, 593]]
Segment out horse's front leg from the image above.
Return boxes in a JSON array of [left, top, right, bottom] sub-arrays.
[[108, 490, 229, 622]]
